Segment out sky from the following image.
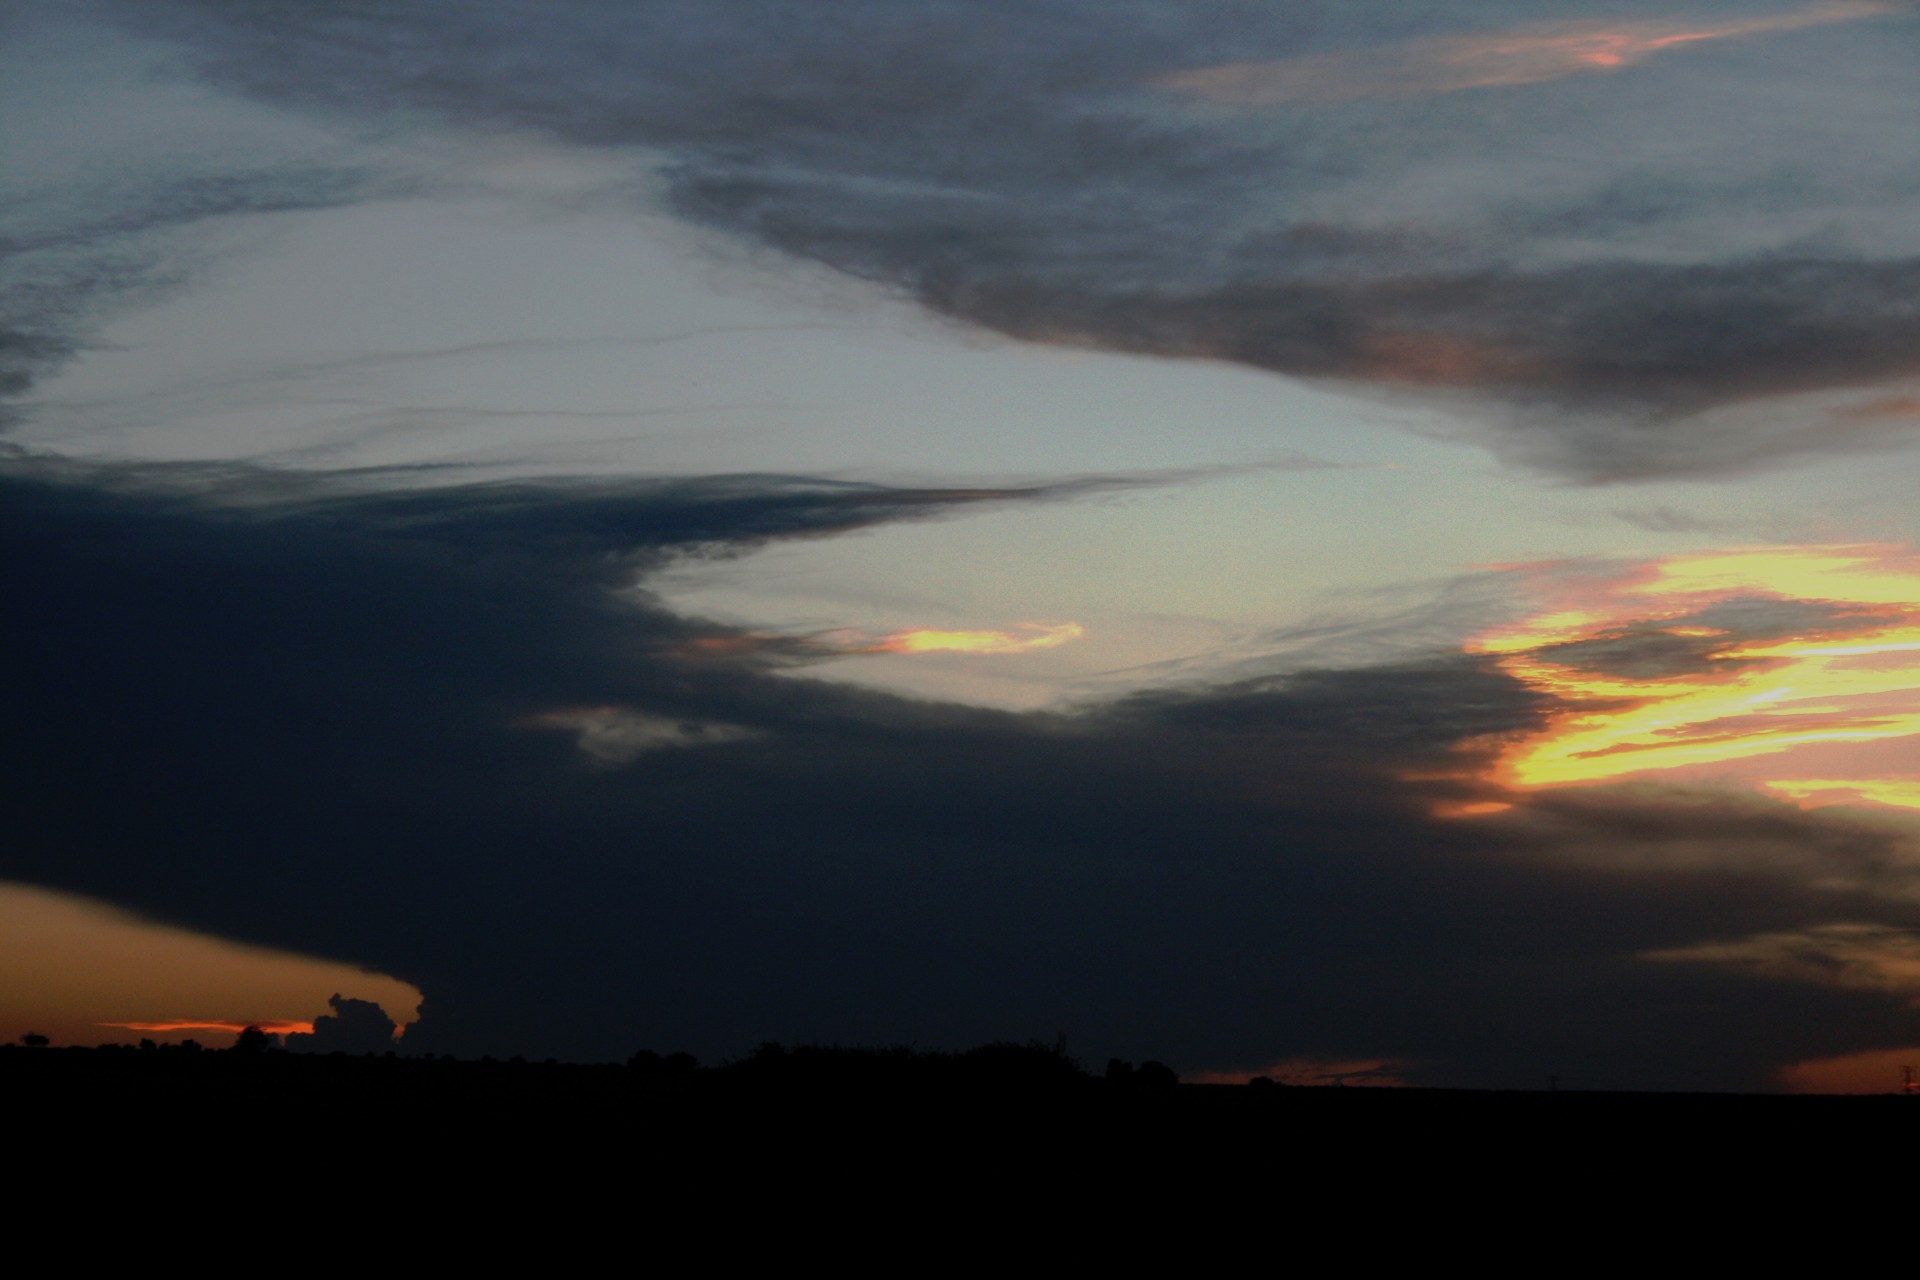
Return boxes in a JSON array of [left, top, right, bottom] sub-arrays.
[[5, 0, 1920, 1092]]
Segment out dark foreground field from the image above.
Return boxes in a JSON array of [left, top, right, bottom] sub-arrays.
[[20, 1041, 1907, 1249], [12, 1039, 1917, 1236], [12, 1039, 1915, 1148]]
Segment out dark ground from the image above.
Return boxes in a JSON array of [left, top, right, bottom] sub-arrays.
[[11, 1040, 1910, 1238], [12, 1038, 1915, 1143]]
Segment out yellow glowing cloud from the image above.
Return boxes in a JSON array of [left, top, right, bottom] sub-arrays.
[[858, 622, 1086, 655], [1461, 545, 1920, 812], [1157, 1, 1895, 104]]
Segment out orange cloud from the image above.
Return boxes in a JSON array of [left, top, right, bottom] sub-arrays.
[[841, 622, 1086, 656], [1450, 545, 1920, 814], [1778, 1046, 1920, 1094], [1157, 2, 1896, 104]]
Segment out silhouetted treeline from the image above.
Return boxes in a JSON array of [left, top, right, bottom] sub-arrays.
[[715, 1039, 1092, 1092], [7, 1035, 1917, 1156]]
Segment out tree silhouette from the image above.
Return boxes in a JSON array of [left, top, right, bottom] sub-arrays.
[[1136, 1060, 1178, 1089], [232, 1026, 272, 1054]]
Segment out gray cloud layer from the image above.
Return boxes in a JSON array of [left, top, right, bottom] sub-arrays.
[[86, 0, 1920, 480]]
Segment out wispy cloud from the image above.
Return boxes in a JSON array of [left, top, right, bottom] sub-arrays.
[[0, 1, 1890, 480], [1156, 2, 1897, 104]]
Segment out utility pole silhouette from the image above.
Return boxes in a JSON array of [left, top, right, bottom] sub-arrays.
[[1903, 1064, 1916, 1096]]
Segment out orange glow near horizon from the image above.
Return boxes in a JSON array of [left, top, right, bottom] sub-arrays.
[[855, 622, 1086, 656], [1455, 546, 1920, 811], [1778, 1046, 1920, 1094], [100, 1019, 316, 1037], [0, 881, 421, 1049], [1157, 1, 1895, 104]]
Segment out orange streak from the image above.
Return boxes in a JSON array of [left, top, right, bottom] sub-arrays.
[[100, 1019, 315, 1036], [1157, 2, 1896, 104]]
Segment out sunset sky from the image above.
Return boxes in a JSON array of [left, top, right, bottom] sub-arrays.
[[7, 0, 1920, 1092]]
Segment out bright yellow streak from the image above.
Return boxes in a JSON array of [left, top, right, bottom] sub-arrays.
[[1765, 778, 1920, 812], [1466, 546, 1920, 808], [1637, 545, 1920, 605], [868, 622, 1085, 655]]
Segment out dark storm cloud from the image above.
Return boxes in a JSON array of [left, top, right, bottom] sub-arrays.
[[10, 455, 1920, 1088], [282, 995, 399, 1054], [102, 0, 1920, 479]]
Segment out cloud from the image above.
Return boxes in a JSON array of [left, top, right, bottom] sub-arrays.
[[1609, 505, 1751, 535], [12, 460, 1920, 1086], [1457, 546, 1920, 795], [71, 0, 1919, 480], [282, 995, 401, 1054], [1155, 2, 1897, 104], [837, 622, 1086, 656], [520, 707, 762, 766], [1646, 923, 1920, 1001]]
